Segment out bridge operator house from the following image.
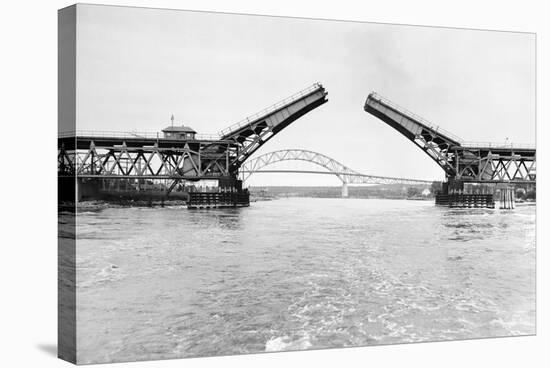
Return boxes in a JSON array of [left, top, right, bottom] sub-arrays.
[[58, 4, 536, 365]]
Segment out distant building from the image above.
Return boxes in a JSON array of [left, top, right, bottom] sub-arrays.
[[162, 125, 197, 140]]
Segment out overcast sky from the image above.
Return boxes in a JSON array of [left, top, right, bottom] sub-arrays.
[[74, 4, 535, 186]]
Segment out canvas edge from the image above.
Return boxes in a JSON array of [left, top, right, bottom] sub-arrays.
[[58, 3, 77, 365]]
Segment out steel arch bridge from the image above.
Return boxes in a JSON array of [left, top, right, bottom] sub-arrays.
[[240, 149, 433, 197]]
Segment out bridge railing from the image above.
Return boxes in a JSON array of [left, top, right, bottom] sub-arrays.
[[59, 130, 161, 139], [218, 83, 325, 137], [460, 141, 535, 150], [368, 92, 464, 144], [368, 93, 536, 151], [58, 130, 222, 141]]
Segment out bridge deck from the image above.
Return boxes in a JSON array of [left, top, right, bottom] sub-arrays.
[[364, 92, 536, 183], [58, 135, 235, 151], [219, 83, 328, 140], [450, 144, 535, 156], [219, 83, 328, 170]]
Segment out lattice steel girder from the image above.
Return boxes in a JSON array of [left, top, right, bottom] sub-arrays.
[[221, 84, 328, 172], [58, 137, 239, 180], [365, 94, 460, 177], [364, 92, 536, 183], [451, 147, 536, 182]]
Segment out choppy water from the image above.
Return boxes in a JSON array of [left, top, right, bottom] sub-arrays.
[[62, 198, 536, 364]]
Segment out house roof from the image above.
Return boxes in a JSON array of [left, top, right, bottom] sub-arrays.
[[162, 125, 196, 134]]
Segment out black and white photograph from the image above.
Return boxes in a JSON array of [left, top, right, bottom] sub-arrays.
[[4, 1, 549, 368], [55, 3, 538, 365]]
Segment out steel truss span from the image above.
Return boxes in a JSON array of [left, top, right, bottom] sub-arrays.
[[364, 92, 536, 183], [240, 149, 433, 185], [58, 138, 236, 180], [58, 83, 328, 184], [221, 83, 328, 172]]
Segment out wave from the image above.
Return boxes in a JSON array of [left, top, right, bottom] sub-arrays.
[[265, 334, 312, 352], [78, 264, 121, 288]]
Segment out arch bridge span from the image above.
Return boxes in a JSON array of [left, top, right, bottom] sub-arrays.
[[240, 149, 433, 197]]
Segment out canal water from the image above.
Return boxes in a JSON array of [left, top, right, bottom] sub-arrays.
[[66, 198, 536, 363]]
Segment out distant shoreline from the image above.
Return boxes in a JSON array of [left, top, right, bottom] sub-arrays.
[[59, 199, 189, 212], [59, 196, 536, 212]]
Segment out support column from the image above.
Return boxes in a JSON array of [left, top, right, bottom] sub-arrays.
[[341, 182, 349, 198]]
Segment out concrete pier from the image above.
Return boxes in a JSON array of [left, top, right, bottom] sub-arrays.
[[341, 183, 349, 198]]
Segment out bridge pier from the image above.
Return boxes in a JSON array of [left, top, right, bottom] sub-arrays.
[[341, 183, 349, 198], [435, 179, 498, 209]]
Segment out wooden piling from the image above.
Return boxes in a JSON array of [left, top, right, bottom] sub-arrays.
[[499, 187, 515, 209]]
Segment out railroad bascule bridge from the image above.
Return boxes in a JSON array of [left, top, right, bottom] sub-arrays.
[[240, 149, 432, 197], [364, 93, 536, 208], [58, 83, 536, 209], [58, 83, 329, 207]]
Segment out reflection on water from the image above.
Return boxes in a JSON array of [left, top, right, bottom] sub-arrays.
[[65, 198, 535, 364]]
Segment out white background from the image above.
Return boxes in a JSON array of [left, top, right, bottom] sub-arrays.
[[0, 0, 547, 367]]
